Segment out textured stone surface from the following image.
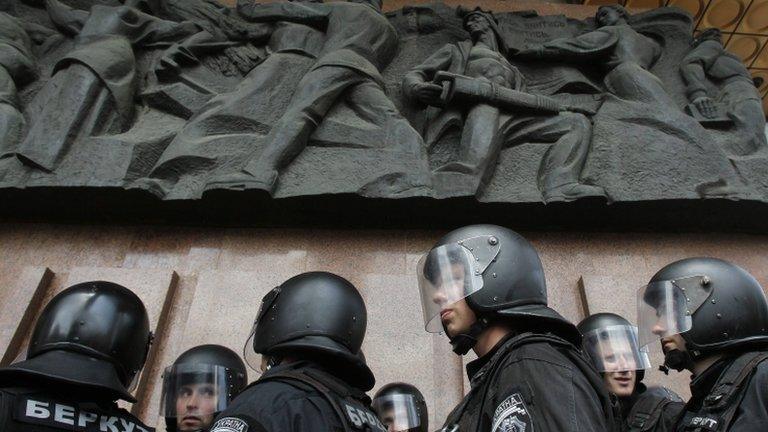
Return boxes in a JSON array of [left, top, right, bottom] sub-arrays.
[[0, 266, 53, 366], [0, 1, 765, 207]]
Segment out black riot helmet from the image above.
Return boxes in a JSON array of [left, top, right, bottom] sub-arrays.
[[637, 257, 768, 370], [0, 281, 152, 402], [245, 271, 374, 390], [417, 224, 580, 355], [577, 313, 651, 381], [372, 382, 428, 432], [161, 345, 248, 432]]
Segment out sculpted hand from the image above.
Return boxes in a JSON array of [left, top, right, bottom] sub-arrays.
[[413, 82, 444, 105], [693, 96, 718, 119]]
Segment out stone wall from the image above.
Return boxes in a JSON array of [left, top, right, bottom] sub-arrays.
[[1, 223, 767, 428]]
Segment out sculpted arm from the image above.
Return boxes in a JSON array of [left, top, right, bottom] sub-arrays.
[[680, 44, 717, 102], [514, 28, 617, 62], [402, 44, 455, 105]]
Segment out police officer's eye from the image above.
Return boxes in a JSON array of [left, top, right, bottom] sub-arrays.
[[180, 387, 193, 397], [605, 355, 616, 362], [201, 387, 216, 397]]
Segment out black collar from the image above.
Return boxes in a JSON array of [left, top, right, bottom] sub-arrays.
[[465, 332, 517, 382], [689, 357, 733, 407]]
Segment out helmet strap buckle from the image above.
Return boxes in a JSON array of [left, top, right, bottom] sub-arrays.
[[266, 355, 283, 370], [450, 317, 490, 355]]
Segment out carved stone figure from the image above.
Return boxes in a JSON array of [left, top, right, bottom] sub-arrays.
[[514, 5, 673, 106], [15, 0, 203, 172], [403, 8, 604, 201], [138, 0, 323, 198], [0, 2, 763, 205], [680, 28, 767, 157], [0, 12, 37, 160], [203, 0, 429, 195], [126, 0, 272, 80]]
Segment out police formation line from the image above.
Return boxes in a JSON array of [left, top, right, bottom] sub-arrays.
[[1, 225, 766, 432]]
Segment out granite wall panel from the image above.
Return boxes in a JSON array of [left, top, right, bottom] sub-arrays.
[[0, 266, 53, 366]]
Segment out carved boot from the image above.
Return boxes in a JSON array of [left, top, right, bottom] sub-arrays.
[[542, 183, 607, 203], [205, 167, 279, 194]]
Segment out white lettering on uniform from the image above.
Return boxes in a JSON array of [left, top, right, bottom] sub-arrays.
[[120, 418, 136, 432], [100, 415, 120, 432], [54, 404, 76, 425], [79, 411, 99, 427], [25, 400, 50, 419]]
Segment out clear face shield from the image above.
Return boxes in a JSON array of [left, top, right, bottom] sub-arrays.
[[159, 364, 234, 420], [416, 236, 501, 333], [637, 275, 712, 349], [243, 286, 281, 373], [582, 325, 651, 372], [372, 394, 423, 432]]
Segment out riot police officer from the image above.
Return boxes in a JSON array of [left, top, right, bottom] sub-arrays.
[[416, 224, 618, 431], [161, 344, 247, 432], [637, 257, 768, 431], [371, 382, 428, 432], [0, 281, 155, 432], [578, 313, 684, 431], [209, 271, 386, 432]]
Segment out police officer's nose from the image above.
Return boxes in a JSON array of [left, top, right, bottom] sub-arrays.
[[651, 317, 666, 336], [617, 354, 630, 371], [186, 393, 200, 412], [432, 290, 448, 306]]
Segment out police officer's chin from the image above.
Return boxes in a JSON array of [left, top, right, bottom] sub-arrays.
[[604, 371, 635, 398], [178, 416, 207, 432]]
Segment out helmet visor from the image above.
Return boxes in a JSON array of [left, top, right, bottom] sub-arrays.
[[637, 275, 712, 348], [159, 364, 234, 418], [372, 394, 422, 431], [582, 325, 651, 372], [417, 236, 500, 332]]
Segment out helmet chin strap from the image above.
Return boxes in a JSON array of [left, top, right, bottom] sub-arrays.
[[660, 349, 695, 374], [447, 318, 490, 356]]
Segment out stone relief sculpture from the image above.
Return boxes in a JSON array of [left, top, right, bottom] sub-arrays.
[[12, 0, 203, 172], [204, 0, 430, 195], [514, 5, 671, 105], [680, 28, 767, 157], [402, 8, 604, 201], [0, 1, 764, 205], [0, 11, 46, 159]]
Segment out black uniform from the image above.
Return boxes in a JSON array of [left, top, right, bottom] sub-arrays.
[[0, 384, 154, 432], [441, 332, 617, 432], [210, 361, 385, 432], [675, 351, 768, 431], [621, 385, 684, 432]]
